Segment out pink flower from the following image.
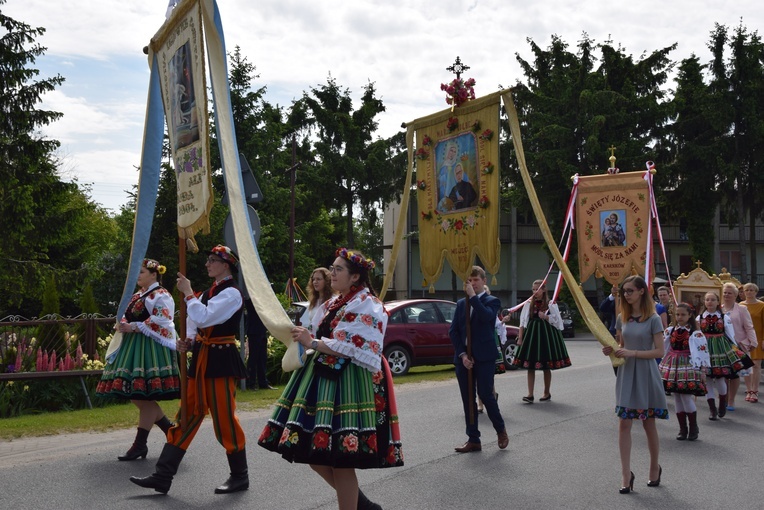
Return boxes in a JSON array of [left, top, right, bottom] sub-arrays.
[[342, 434, 359, 452]]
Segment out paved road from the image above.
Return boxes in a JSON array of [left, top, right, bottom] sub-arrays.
[[2, 335, 763, 509]]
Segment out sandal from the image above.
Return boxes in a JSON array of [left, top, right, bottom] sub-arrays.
[[745, 391, 752, 402], [751, 391, 759, 403]]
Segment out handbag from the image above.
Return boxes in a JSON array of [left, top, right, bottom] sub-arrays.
[[313, 352, 349, 381]]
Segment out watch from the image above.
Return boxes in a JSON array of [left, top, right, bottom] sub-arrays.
[[310, 339, 319, 350]]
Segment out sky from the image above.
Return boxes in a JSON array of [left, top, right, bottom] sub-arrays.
[[4, 0, 762, 213]]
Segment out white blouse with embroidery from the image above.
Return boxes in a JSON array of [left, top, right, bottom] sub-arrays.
[[319, 289, 387, 373], [122, 282, 177, 350]]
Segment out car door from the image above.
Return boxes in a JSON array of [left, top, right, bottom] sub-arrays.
[[404, 301, 450, 360]]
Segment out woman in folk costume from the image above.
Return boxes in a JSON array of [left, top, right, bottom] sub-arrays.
[[300, 267, 334, 335], [259, 248, 403, 510], [130, 245, 250, 495], [720, 282, 757, 409], [698, 291, 747, 420], [658, 303, 709, 441], [601, 275, 668, 494], [740, 283, 764, 402], [513, 279, 572, 403], [97, 258, 180, 461]]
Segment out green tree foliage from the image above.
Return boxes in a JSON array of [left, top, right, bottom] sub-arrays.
[[511, 34, 676, 236], [0, 3, 117, 316], [667, 56, 724, 269], [707, 23, 764, 280], [291, 76, 405, 249]]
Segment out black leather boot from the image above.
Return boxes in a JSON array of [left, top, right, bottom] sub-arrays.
[[718, 394, 727, 418], [119, 427, 149, 461], [687, 411, 699, 441], [675, 412, 688, 440], [707, 398, 718, 420], [215, 449, 249, 494], [155, 416, 173, 435], [358, 489, 383, 510], [130, 443, 186, 494]]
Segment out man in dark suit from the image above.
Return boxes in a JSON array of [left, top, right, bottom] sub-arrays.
[[449, 266, 508, 452]]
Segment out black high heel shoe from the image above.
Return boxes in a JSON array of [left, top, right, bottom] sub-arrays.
[[619, 472, 635, 494], [647, 465, 662, 487], [118, 444, 148, 461]]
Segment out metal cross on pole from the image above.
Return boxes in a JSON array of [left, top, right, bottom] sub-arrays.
[[446, 56, 470, 80]]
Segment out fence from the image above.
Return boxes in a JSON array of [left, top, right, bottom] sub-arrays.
[[0, 314, 116, 409]]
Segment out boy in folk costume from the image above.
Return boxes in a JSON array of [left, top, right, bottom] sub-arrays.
[[130, 245, 249, 494]]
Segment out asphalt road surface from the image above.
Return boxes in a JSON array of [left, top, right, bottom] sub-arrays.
[[2, 335, 763, 509]]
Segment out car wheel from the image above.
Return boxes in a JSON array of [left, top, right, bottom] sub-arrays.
[[385, 346, 411, 376], [503, 341, 519, 370]]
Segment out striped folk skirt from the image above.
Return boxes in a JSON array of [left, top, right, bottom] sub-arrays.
[[258, 353, 404, 469]]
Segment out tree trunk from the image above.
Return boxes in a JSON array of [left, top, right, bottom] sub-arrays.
[[749, 206, 757, 284], [736, 174, 748, 281], [346, 194, 355, 248]]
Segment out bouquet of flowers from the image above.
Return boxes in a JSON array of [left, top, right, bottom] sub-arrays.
[[440, 77, 476, 108]]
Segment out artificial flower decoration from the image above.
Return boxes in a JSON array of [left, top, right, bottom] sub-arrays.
[[471, 120, 481, 132], [440, 77, 476, 108], [421, 211, 433, 221], [478, 195, 490, 208], [422, 134, 432, 147], [336, 247, 375, 270], [417, 180, 427, 191], [479, 129, 494, 141], [415, 147, 429, 160], [481, 162, 494, 175], [446, 116, 459, 132], [460, 153, 469, 162]]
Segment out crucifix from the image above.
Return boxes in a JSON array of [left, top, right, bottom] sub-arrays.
[[446, 56, 470, 79]]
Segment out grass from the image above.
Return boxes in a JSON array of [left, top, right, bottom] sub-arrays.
[[0, 365, 456, 441]]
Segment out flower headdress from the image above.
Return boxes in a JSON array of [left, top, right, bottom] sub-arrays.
[[143, 259, 166, 274], [336, 247, 375, 271], [209, 245, 239, 267]]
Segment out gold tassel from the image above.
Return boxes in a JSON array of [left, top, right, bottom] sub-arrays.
[[491, 275, 497, 285], [429, 284, 435, 294], [595, 268, 602, 278], [186, 235, 199, 253]]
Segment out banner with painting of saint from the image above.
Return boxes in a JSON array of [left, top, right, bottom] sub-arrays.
[[411, 92, 501, 286], [151, 0, 212, 247], [575, 172, 653, 285]]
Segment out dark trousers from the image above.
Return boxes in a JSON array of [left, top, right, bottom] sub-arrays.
[[455, 359, 505, 443], [245, 300, 270, 388]]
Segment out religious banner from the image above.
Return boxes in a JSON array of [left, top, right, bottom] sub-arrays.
[[151, 0, 213, 248], [575, 171, 653, 285], [410, 91, 502, 287]]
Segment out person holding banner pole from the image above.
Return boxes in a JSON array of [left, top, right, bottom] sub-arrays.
[[130, 245, 249, 494], [449, 266, 508, 453], [602, 275, 667, 494]]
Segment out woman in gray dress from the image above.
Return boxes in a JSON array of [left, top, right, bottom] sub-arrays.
[[602, 275, 668, 494]]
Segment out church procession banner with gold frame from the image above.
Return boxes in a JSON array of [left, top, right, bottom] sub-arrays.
[[408, 91, 503, 288], [111, 0, 295, 366], [574, 172, 654, 286], [151, 0, 213, 248]]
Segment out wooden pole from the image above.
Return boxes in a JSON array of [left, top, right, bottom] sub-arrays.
[[178, 237, 188, 431], [465, 295, 474, 425]]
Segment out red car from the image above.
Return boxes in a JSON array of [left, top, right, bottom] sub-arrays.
[[383, 299, 519, 376]]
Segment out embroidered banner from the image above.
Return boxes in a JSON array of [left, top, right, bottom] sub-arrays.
[[409, 92, 501, 286], [151, 0, 213, 248], [575, 171, 653, 285]]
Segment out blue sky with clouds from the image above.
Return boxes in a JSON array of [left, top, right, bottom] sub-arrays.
[[4, 0, 762, 212]]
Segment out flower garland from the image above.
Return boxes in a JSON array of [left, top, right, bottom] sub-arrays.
[[336, 247, 375, 271], [143, 259, 166, 274]]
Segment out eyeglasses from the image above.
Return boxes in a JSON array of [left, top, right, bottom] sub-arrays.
[[621, 288, 637, 296], [207, 256, 224, 264], [329, 265, 347, 274]]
